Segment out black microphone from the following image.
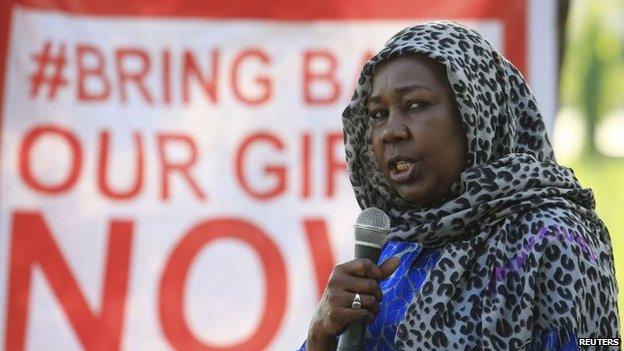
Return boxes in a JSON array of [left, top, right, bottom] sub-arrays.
[[337, 207, 390, 351]]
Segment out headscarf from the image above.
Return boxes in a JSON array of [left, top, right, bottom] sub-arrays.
[[342, 21, 619, 350]]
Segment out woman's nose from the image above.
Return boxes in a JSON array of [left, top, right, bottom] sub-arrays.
[[379, 111, 409, 143]]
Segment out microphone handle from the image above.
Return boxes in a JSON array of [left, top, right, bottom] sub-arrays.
[[337, 244, 382, 351], [336, 322, 366, 351]]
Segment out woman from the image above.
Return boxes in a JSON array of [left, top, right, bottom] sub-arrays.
[[301, 21, 619, 350]]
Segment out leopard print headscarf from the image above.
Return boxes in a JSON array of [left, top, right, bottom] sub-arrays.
[[342, 21, 619, 349]]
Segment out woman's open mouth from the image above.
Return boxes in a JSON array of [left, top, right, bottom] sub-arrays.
[[388, 160, 422, 183]]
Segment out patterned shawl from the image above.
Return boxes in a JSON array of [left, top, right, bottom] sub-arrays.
[[342, 21, 619, 350]]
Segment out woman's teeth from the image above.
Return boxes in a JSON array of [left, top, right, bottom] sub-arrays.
[[396, 161, 410, 172], [389, 160, 420, 183]]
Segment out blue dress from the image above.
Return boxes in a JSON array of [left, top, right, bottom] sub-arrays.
[[299, 241, 579, 350]]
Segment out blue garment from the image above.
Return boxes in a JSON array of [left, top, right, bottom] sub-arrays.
[[299, 241, 579, 350]]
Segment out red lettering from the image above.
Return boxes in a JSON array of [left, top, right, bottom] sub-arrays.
[[157, 133, 206, 201], [116, 48, 153, 104], [303, 218, 336, 300], [325, 132, 346, 197], [183, 49, 219, 104], [19, 125, 82, 194], [231, 49, 272, 105], [235, 132, 286, 200], [162, 49, 172, 104], [300, 132, 312, 199], [97, 130, 144, 200], [76, 44, 110, 101], [6, 211, 133, 351], [159, 218, 286, 350], [302, 50, 340, 105]]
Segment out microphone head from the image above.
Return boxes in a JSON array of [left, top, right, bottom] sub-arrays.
[[354, 207, 390, 248]]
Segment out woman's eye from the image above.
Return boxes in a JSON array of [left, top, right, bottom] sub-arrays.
[[369, 109, 387, 121], [406, 101, 426, 112]]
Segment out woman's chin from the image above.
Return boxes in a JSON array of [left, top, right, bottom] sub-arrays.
[[394, 179, 448, 206], [395, 185, 431, 205]]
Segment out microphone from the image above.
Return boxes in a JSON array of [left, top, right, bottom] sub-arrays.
[[337, 207, 391, 351]]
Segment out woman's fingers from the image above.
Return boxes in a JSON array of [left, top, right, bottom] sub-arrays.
[[328, 270, 382, 301], [337, 306, 377, 325], [308, 257, 402, 341], [340, 258, 383, 279], [333, 257, 399, 300], [316, 291, 377, 336], [339, 274, 383, 301], [353, 293, 380, 315], [379, 256, 401, 279], [328, 290, 379, 313]]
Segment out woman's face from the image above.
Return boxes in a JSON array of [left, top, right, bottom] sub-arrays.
[[368, 55, 467, 206]]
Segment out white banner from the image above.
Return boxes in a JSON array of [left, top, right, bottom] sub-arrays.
[[0, 1, 556, 350]]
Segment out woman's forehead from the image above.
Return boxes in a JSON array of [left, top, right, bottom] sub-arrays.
[[369, 55, 450, 97]]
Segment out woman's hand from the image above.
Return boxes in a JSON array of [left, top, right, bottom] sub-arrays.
[[306, 257, 400, 351]]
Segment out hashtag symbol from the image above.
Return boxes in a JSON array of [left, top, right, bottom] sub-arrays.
[[29, 41, 68, 100]]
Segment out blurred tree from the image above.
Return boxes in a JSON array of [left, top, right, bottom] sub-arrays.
[[580, 19, 603, 155], [560, 0, 624, 156]]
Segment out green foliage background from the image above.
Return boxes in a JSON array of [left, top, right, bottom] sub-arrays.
[[559, 0, 624, 331]]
